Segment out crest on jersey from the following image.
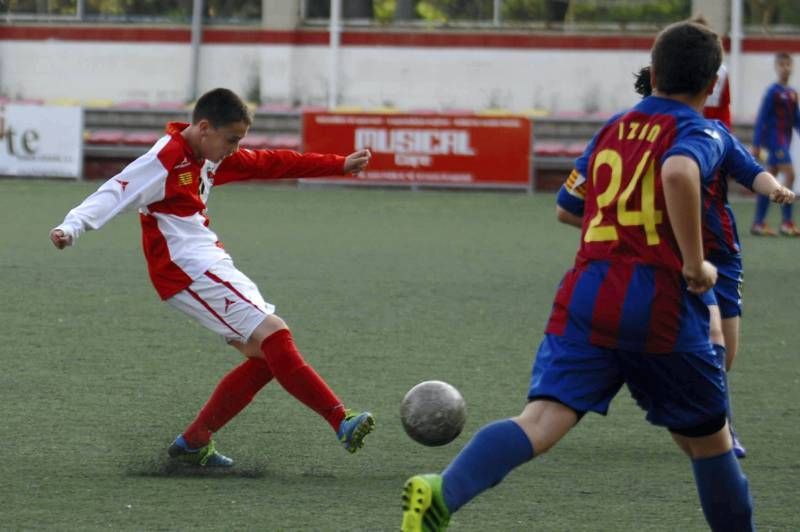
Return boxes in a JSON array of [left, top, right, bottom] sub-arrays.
[[565, 169, 587, 199], [178, 171, 193, 186]]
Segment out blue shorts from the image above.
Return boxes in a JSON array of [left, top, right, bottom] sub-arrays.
[[710, 254, 743, 319], [528, 334, 727, 432], [765, 145, 792, 166]]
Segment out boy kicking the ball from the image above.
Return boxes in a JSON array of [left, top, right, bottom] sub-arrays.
[[50, 88, 375, 467]]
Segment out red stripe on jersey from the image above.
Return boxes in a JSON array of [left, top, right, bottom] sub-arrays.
[[588, 262, 634, 347], [716, 198, 737, 252], [545, 267, 582, 336], [140, 213, 193, 300], [204, 271, 265, 313], [185, 287, 243, 337], [644, 269, 682, 352], [702, 180, 720, 254], [776, 92, 789, 146]]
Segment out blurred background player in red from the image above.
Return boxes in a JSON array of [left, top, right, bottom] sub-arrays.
[[50, 88, 375, 467], [401, 21, 757, 532], [704, 62, 731, 127], [694, 14, 732, 129], [751, 52, 800, 236]]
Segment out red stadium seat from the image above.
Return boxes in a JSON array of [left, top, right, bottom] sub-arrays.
[[267, 134, 301, 150], [533, 140, 569, 157], [565, 141, 587, 157], [113, 100, 151, 110], [257, 102, 296, 113], [551, 110, 588, 120], [12, 98, 45, 105], [86, 129, 127, 145], [151, 101, 188, 110], [300, 105, 328, 114], [124, 131, 162, 146], [240, 134, 272, 149]]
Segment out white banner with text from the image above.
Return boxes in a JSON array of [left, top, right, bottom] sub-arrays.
[[0, 104, 83, 178]]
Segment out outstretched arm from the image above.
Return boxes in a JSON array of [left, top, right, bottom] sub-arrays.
[[344, 149, 371, 175], [723, 131, 795, 203], [50, 152, 169, 249], [215, 148, 371, 184], [752, 172, 796, 204]]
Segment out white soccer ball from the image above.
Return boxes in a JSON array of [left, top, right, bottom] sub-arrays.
[[400, 380, 467, 446]]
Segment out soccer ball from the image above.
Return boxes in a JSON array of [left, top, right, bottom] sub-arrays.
[[400, 380, 466, 446]]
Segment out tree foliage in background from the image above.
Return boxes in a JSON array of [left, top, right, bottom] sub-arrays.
[[745, 0, 800, 30], [5, 0, 800, 31], [2, 0, 261, 21], [568, 0, 691, 26], [313, 0, 688, 25]]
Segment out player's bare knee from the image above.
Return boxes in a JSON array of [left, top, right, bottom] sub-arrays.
[[670, 416, 730, 459], [513, 399, 578, 455], [231, 338, 263, 359], [708, 305, 725, 347], [249, 315, 289, 345]]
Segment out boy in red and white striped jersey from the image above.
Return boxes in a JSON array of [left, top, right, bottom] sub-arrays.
[[50, 88, 374, 466]]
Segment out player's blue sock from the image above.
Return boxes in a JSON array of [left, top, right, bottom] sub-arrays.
[[692, 450, 754, 531], [441, 419, 534, 513], [754, 194, 770, 225], [781, 202, 793, 223]]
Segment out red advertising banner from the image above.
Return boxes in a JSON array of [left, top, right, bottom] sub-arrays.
[[302, 112, 532, 188]]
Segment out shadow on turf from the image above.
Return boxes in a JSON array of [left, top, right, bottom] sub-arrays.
[[127, 458, 268, 479]]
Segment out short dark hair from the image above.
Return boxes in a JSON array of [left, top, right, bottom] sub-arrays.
[[651, 21, 722, 96], [634, 66, 653, 98], [192, 88, 253, 127], [776, 52, 792, 62]]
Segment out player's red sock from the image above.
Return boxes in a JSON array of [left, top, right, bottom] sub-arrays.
[[183, 357, 274, 448], [260, 329, 345, 431]]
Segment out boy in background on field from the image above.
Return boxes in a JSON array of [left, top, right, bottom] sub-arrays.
[[50, 88, 375, 467], [751, 52, 800, 236], [401, 21, 756, 531]]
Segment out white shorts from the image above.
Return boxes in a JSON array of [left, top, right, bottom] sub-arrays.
[[166, 259, 275, 343]]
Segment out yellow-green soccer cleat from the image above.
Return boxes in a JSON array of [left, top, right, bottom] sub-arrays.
[[401, 474, 451, 532], [337, 409, 376, 453], [167, 435, 234, 467]]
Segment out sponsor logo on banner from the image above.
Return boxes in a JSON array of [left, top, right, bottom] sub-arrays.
[[302, 112, 532, 188], [354, 128, 475, 168], [0, 104, 83, 178]]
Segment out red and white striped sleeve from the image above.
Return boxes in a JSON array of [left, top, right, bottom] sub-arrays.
[[56, 139, 172, 243]]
